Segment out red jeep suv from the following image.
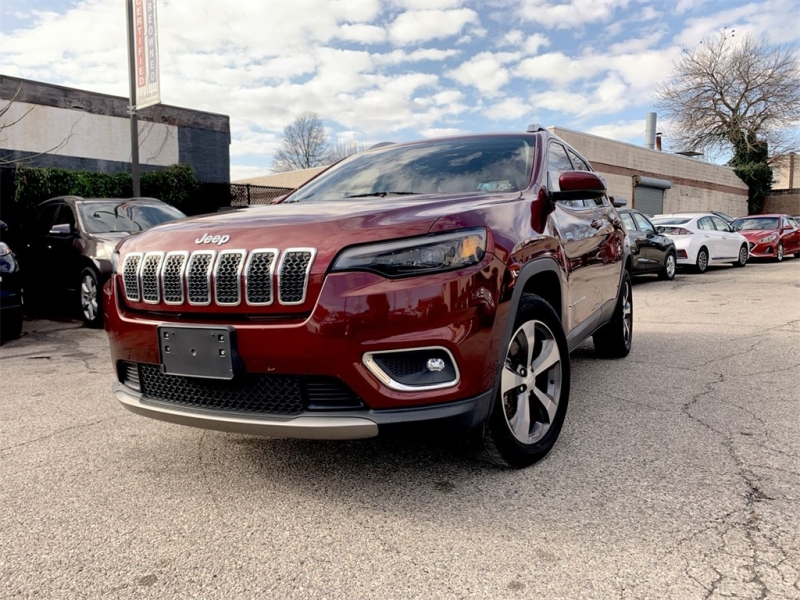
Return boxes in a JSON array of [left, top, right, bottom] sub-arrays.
[[105, 129, 632, 468]]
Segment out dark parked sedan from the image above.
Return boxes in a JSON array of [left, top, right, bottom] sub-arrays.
[[619, 209, 677, 280], [23, 196, 185, 327]]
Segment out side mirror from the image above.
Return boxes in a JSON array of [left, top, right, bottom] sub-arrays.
[[49, 223, 74, 236], [551, 171, 606, 201], [610, 196, 628, 208]]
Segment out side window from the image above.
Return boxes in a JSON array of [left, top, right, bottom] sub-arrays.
[[620, 213, 636, 232], [710, 216, 729, 231], [697, 217, 714, 231], [34, 205, 59, 235], [567, 149, 590, 171], [547, 143, 574, 181], [548, 143, 585, 208], [632, 213, 655, 234], [54, 205, 76, 229]]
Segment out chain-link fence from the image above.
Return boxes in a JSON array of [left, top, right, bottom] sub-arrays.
[[229, 183, 294, 206]]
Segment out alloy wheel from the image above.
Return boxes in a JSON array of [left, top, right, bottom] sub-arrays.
[[621, 278, 632, 347], [665, 254, 676, 278], [697, 249, 708, 272], [738, 245, 748, 265], [500, 320, 563, 445], [777, 243, 784, 261], [81, 274, 98, 322]]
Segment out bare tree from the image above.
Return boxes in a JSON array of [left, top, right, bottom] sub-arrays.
[[656, 31, 800, 160], [325, 140, 370, 164], [271, 112, 330, 173]]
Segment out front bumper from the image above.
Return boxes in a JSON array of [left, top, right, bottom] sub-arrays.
[[746, 240, 777, 258], [114, 381, 493, 440]]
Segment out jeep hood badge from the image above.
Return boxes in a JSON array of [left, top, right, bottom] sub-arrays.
[[195, 233, 231, 246]]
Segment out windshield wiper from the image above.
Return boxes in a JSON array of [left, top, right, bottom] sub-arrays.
[[344, 191, 419, 198]]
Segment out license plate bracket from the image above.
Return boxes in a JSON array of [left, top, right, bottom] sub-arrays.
[[158, 326, 239, 380]]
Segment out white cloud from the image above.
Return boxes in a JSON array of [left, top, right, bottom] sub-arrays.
[[230, 164, 270, 181], [338, 24, 387, 44], [421, 127, 469, 137], [515, 52, 602, 84], [449, 51, 520, 97], [483, 97, 536, 122], [519, 0, 633, 28], [373, 48, 460, 66], [585, 120, 647, 142], [388, 8, 479, 44]]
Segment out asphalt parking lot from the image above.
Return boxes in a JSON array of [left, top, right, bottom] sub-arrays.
[[1, 260, 799, 600]]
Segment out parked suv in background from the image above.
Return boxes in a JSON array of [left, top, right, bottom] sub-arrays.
[[105, 129, 632, 468], [23, 196, 185, 327]]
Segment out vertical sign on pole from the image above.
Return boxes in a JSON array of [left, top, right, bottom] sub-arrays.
[[127, 0, 160, 196]]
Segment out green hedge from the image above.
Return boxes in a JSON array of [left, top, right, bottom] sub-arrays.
[[11, 164, 201, 215]]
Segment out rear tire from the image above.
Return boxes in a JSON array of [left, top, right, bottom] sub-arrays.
[[479, 294, 570, 469], [732, 244, 748, 267], [659, 252, 676, 280], [79, 267, 103, 328], [695, 247, 709, 273], [593, 270, 633, 358]]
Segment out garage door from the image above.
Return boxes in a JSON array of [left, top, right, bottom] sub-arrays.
[[634, 176, 672, 216]]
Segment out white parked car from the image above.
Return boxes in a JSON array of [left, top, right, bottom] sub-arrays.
[[651, 213, 749, 273]]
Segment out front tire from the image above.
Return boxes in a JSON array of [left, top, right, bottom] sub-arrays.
[[695, 246, 709, 273], [480, 294, 570, 469], [659, 251, 676, 280], [79, 267, 103, 328], [733, 244, 748, 267], [593, 270, 633, 358], [0, 307, 24, 344], [776, 242, 784, 262]]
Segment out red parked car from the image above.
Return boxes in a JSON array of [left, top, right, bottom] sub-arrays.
[[730, 214, 800, 262], [105, 130, 632, 468]]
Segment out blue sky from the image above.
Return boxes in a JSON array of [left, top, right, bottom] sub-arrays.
[[1, 0, 799, 180]]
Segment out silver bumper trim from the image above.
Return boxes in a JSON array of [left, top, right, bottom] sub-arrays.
[[113, 383, 378, 440]]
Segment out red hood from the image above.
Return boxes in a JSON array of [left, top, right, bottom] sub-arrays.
[[119, 193, 515, 261]]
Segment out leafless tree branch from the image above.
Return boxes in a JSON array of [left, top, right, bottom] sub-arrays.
[[655, 31, 800, 160], [271, 112, 330, 173]]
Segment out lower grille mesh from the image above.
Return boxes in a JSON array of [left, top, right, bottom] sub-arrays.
[[135, 364, 362, 415]]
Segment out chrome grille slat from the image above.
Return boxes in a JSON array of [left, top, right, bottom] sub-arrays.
[[245, 249, 278, 305], [161, 252, 188, 305], [122, 253, 143, 302], [278, 248, 316, 305], [141, 252, 164, 304], [122, 247, 316, 308], [215, 250, 246, 305], [187, 251, 215, 305]]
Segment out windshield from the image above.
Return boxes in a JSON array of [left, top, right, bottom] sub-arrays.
[[284, 136, 535, 203], [731, 217, 779, 231], [79, 202, 185, 233]]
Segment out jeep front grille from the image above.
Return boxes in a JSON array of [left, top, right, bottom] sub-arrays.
[[141, 253, 164, 303], [278, 249, 316, 305], [122, 248, 316, 308]]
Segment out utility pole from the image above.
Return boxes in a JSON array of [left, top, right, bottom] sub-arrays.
[[126, 0, 141, 197]]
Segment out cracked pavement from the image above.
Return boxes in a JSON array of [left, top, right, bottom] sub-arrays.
[[1, 261, 799, 599]]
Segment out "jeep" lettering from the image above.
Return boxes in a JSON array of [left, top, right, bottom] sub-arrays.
[[194, 233, 231, 246]]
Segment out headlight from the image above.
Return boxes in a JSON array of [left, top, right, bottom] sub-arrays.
[[0, 242, 11, 257], [758, 234, 777, 243], [331, 228, 487, 278], [111, 249, 121, 274]]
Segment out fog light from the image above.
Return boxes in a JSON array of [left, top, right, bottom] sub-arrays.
[[427, 358, 446, 372], [363, 347, 460, 391]]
